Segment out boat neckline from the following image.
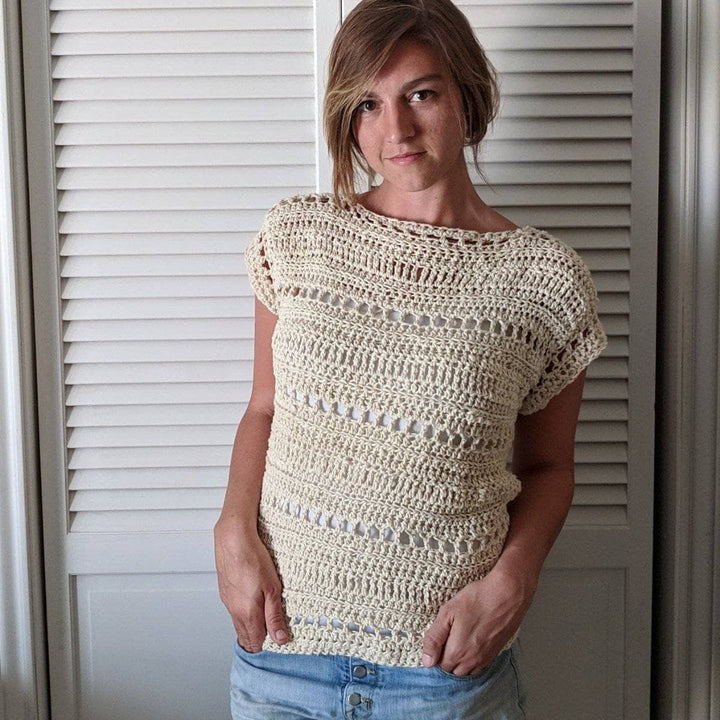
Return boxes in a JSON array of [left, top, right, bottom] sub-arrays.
[[327, 194, 532, 239]]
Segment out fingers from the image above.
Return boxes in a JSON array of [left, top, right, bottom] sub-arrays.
[[215, 532, 290, 653], [233, 582, 290, 652], [421, 608, 452, 667], [233, 593, 267, 652], [264, 583, 290, 645], [421, 604, 496, 676], [440, 634, 500, 676]]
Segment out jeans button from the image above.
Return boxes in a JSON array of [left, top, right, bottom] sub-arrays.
[[353, 665, 367, 678], [348, 692, 362, 706]]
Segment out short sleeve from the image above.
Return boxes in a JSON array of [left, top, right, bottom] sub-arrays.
[[244, 223, 279, 315], [518, 249, 608, 415]]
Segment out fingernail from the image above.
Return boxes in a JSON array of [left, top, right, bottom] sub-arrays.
[[275, 629, 288, 642], [421, 653, 434, 667]]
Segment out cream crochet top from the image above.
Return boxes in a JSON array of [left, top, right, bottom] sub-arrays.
[[243, 192, 607, 667]]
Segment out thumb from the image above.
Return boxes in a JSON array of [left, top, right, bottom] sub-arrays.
[[421, 609, 452, 667], [264, 587, 290, 645]]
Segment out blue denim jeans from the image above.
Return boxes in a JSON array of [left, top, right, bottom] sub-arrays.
[[230, 639, 527, 719]]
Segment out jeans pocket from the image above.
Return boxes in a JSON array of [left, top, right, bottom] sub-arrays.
[[235, 639, 267, 656], [431, 650, 506, 682], [508, 643, 528, 715]]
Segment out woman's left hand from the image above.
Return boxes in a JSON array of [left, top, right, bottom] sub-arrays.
[[420, 562, 537, 676]]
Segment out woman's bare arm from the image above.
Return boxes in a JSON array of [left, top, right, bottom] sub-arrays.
[[214, 297, 291, 651], [495, 367, 585, 591], [420, 369, 586, 676], [216, 297, 277, 533]]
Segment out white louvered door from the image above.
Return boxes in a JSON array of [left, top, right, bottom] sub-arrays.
[[456, 2, 655, 718], [35, 2, 324, 719], [451, 2, 656, 718], [26, 0, 657, 718]]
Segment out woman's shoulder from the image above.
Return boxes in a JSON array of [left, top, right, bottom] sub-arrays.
[[262, 192, 339, 224], [256, 193, 353, 258], [517, 226, 589, 271], [512, 228, 599, 306]]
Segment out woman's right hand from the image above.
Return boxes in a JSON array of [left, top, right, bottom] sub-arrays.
[[213, 520, 291, 652]]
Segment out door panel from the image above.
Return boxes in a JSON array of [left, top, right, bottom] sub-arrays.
[[523, 567, 626, 720], [75, 574, 232, 720]]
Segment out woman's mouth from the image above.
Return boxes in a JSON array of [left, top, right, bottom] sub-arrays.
[[387, 151, 425, 165]]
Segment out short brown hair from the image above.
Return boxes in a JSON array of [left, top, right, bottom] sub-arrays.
[[323, 0, 500, 206]]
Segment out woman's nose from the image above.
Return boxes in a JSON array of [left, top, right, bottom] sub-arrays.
[[383, 102, 415, 143]]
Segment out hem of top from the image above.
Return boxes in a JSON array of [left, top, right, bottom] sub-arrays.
[[258, 631, 519, 668]]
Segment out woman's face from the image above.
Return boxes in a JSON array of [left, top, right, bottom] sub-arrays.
[[352, 39, 467, 196]]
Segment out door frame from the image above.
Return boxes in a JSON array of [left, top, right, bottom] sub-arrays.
[[653, 0, 720, 718], [0, 0, 48, 718]]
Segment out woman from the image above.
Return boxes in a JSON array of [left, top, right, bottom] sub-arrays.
[[214, 0, 607, 717]]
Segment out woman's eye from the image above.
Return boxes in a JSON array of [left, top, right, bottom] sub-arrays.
[[409, 89, 434, 102], [357, 99, 376, 113]]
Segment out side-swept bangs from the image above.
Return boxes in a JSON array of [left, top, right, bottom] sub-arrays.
[[323, 0, 500, 207]]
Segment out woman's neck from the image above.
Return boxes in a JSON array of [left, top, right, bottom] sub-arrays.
[[356, 173, 506, 233]]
